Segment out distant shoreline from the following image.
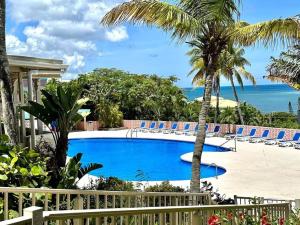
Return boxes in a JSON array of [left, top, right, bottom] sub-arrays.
[[183, 84, 299, 113]]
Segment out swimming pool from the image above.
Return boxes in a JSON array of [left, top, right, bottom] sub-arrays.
[[68, 138, 228, 181]]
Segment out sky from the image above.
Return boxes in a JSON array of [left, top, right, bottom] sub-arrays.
[[6, 0, 300, 87]]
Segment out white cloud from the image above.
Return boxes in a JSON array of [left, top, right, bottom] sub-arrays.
[[6, 0, 128, 75], [105, 26, 129, 42]]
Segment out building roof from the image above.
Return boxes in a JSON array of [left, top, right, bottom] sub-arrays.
[[8, 55, 68, 79]]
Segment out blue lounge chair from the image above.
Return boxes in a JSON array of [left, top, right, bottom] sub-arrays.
[[237, 128, 257, 142], [265, 130, 285, 145], [206, 125, 221, 138], [249, 129, 270, 143], [152, 122, 165, 133], [163, 122, 178, 134], [175, 123, 191, 135], [143, 121, 157, 132], [136, 121, 146, 132], [186, 124, 199, 136], [279, 132, 300, 147], [225, 127, 244, 140]]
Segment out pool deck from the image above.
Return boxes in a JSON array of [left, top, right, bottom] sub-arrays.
[[69, 130, 300, 200]]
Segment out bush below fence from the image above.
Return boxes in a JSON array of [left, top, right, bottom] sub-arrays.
[[123, 120, 300, 141]]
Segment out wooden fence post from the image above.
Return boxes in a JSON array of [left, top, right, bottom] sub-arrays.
[[192, 211, 201, 225], [23, 206, 43, 225], [74, 196, 84, 225], [295, 199, 300, 210]]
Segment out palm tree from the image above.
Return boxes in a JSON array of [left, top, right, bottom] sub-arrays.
[[187, 43, 255, 125], [101, 0, 300, 192], [0, 0, 17, 144], [219, 45, 256, 125], [267, 44, 300, 89]]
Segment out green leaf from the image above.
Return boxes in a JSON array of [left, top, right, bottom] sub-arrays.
[[31, 166, 44, 176], [10, 157, 18, 167], [0, 174, 8, 180], [20, 168, 29, 176], [8, 151, 16, 158]]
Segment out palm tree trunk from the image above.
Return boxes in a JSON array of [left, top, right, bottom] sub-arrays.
[[0, 0, 17, 144], [214, 77, 220, 123], [190, 72, 214, 193], [229, 75, 244, 125]]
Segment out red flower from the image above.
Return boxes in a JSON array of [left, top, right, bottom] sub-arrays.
[[227, 212, 233, 220], [208, 215, 219, 225], [261, 212, 270, 225], [279, 218, 284, 225], [239, 213, 245, 221]]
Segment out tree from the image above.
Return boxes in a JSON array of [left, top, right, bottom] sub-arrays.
[[22, 85, 88, 187], [218, 45, 256, 125], [101, 0, 300, 192], [267, 44, 300, 89], [0, 0, 17, 144], [187, 44, 255, 125]]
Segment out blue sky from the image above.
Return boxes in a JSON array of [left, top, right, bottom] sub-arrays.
[[6, 0, 300, 87]]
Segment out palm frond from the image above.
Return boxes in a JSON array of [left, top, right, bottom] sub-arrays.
[[234, 17, 300, 47], [101, 0, 199, 40]]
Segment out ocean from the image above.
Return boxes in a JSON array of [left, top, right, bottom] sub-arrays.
[[183, 84, 300, 113]]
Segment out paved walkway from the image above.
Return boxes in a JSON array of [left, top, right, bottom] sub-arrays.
[[69, 130, 300, 200]]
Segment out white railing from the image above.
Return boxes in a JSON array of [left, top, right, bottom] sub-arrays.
[[0, 187, 211, 221], [234, 195, 296, 208], [0, 203, 290, 225]]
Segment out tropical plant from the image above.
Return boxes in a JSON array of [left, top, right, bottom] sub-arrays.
[[188, 44, 256, 125], [145, 181, 185, 192], [219, 107, 237, 133], [91, 177, 135, 192], [267, 44, 300, 90], [239, 103, 264, 126], [57, 153, 102, 189], [55, 68, 189, 122], [0, 135, 49, 187], [21, 85, 88, 187], [97, 100, 123, 128], [101, 0, 300, 192], [0, 0, 17, 144]]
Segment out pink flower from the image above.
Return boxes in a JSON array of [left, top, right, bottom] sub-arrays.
[[208, 215, 219, 225], [279, 218, 284, 225]]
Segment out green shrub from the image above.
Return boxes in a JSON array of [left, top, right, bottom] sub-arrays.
[[93, 177, 135, 191], [0, 135, 49, 187], [97, 101, 123, 128], [145, 181, 185, 192]]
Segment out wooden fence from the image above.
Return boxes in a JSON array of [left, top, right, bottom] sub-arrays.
[[0, 187, 211, 221], [0, 203, 290, 225]]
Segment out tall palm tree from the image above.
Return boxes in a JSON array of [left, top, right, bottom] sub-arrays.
[[267, 44, 300, 89], [188, 44, 255, 125], [0, 0, 17, 144], [101, 0, 300, 192], [219, 45, 256, 125]]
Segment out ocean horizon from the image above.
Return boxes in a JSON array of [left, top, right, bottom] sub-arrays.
[[183, 84, 299, 113]]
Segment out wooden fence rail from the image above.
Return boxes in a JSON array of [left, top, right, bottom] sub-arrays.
[[0, 203, 290, 225], [234, 195, 296, 208], [0, 187, 211, 221]]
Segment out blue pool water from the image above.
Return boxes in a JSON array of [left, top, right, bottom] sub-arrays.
[[68, 138, 228, 181]]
